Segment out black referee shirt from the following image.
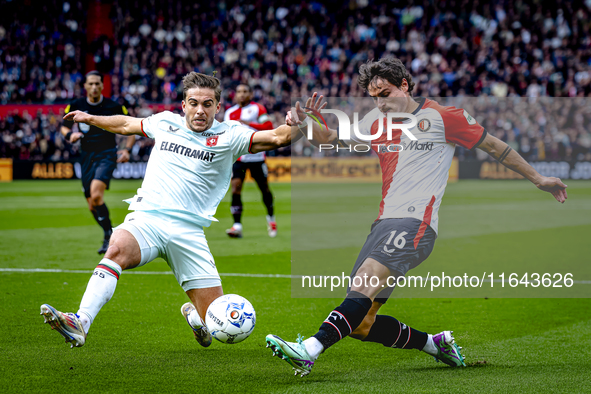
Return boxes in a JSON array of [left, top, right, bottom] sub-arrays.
[[63, 97, 128, 153]]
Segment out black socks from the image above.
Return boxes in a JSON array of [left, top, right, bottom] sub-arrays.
[[230, 194, 242, 223], [363, 315, 428, 350], [92, 203, 112, 238], [313, 291, 372, 350]]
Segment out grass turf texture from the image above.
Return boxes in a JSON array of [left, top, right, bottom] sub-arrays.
[[0, 179, 590, 393]]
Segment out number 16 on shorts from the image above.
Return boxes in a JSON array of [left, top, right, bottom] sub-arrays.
[[383, 231, 408, 253]]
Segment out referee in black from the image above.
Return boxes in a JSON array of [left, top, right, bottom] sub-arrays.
[[60, 71, 135, 254]]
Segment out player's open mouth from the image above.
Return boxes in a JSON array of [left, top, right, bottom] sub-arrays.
[[193, 119, 206, 125]]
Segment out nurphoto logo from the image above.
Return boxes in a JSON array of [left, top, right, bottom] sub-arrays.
[[303, 106, 418, 152]]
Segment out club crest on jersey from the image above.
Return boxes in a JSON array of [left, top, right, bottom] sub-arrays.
[[206, 136, 219, 147], [417, 119, 431, 132]]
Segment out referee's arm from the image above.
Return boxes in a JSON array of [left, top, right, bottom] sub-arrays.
[[63, 110, 145, 136], [61, 105, 84, 143]]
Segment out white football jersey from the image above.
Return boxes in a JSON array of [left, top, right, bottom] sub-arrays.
[[351, 98, 485, 240], [125, 111, 255, 226], [224, 102, 271, 162]]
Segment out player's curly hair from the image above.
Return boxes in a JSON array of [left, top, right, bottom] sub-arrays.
[[182, 72, 222, 103], [358, 57, 415, 95]]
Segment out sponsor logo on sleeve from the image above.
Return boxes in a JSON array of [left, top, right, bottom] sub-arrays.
[[463, 110, 476, 125]]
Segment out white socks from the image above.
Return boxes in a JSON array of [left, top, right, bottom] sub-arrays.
[[303, 337, 324, 360], [187, 309, 205, 329], [422, 334, 437, 356], [77, 258, 122, 334], [232, 223, 243, 230]]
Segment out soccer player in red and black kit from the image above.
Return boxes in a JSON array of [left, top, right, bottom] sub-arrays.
[[224, 84, 277, 238], [61, 71, 135, 254], [266, 57, 568, 376]]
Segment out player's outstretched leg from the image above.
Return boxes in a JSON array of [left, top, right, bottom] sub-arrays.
[[40, 304, 86, 348], [40, 227, 140, 348], [40, 259, 122, 347], [181, 302, 212, 347], [266, 334, 314, 377], [266, 291, 373, 376], [357, 314, 465, 367]]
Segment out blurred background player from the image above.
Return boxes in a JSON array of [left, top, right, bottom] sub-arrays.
[[224, 84, 277, 238], [61, 71, 136, 254]]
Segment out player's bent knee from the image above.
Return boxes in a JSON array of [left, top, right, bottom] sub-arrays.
[[89, 194, 103, 207], [104, 243, 122, 261], [104, 230, 141, 270]]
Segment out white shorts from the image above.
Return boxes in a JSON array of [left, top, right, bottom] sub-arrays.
[[115, 210, 221, 291]]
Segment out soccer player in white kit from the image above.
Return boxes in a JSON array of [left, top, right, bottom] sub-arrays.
[[266, 57, 568, 376], [40, 72, 295, 348]]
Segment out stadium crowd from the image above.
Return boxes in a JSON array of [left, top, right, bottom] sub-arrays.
[[1, 0, 591, 161]]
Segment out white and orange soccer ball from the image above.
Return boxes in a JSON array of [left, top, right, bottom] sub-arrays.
[[205, 294, 256, 344]]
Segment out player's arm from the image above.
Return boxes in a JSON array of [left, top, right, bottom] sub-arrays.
[[475, 133, 568, 203], [249, 124, 293, 153], [60, 125, 80, 143], [63, 110, 144, 136], [248, 106, 273, 130], [117, 105, 136, 163], [117, 135, 136, 163], [249, 94, 332, 152], [286, 93, 347, 148]]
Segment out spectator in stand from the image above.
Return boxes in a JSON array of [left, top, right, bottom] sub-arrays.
[[2, 1, 591, 161]]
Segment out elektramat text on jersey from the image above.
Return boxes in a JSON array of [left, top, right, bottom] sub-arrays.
[[160, 141, 216, 162]]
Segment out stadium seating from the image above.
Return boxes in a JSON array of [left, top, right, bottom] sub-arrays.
[[1, 0, 590, 161]]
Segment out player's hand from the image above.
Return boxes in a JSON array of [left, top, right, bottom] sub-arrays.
[[117, 149, 130, 163], [63, 110, 93, 124], [289, 92, 327, 125], [69, 132, 84, 143], [535, 176, 568, 203]]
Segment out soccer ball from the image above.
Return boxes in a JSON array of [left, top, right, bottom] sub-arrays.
[[205, 294, 256, 344]]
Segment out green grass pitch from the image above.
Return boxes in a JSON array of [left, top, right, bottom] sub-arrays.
[[1, 179, 590, 393]]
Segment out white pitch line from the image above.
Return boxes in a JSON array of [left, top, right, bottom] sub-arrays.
[[0, 267, 296, 278], [1, 268, 590, 284]]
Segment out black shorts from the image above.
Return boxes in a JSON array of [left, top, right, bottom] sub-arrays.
[[80, 148, 118, 198], [349, 218, 437, 304], [232, 161, 268, 184]]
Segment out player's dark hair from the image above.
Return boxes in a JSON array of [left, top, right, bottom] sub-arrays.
[[182, 72, 222, 103], [358, 57, 415, 95], [84, 71, 103, 83], [237, 84, 252, 93]]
